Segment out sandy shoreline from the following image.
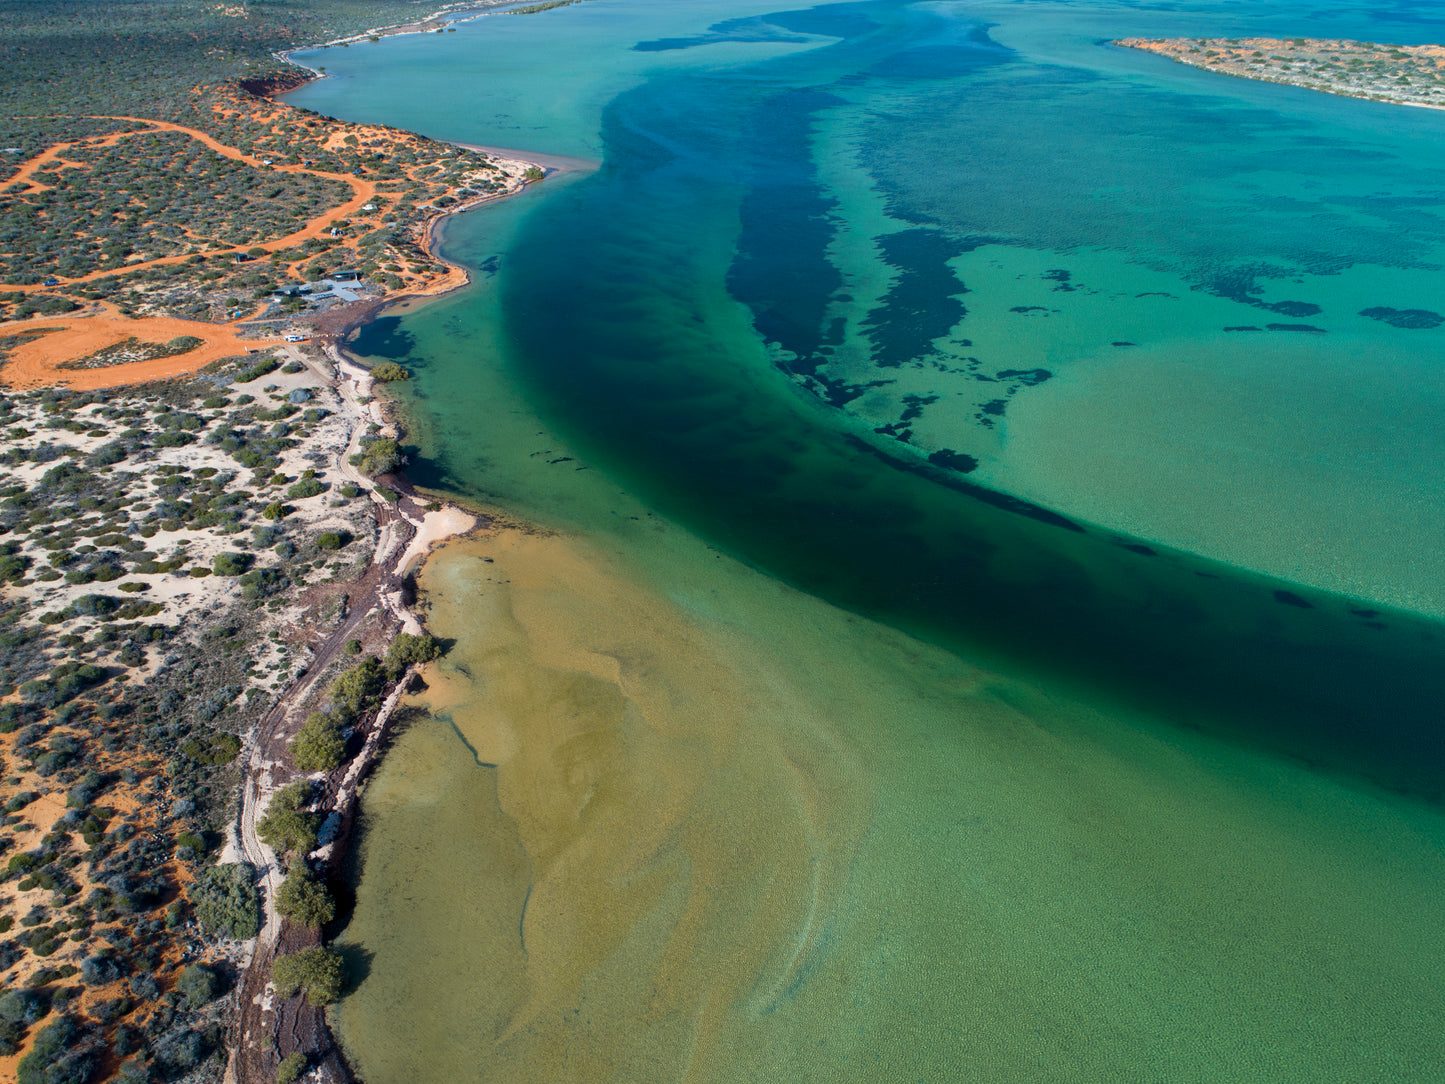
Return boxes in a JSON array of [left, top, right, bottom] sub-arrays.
[[224, 338, 490, 1084], [455, 141, 600, 174], [212, 28, 563, 1081]]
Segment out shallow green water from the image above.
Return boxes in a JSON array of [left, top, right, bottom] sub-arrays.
[[286, 1, 1445, 1078]]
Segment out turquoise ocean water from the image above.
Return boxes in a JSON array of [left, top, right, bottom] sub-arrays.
[[286, 2, 1445, 1079]]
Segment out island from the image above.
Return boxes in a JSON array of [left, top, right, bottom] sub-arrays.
[[1116, 36, 1445, 110]]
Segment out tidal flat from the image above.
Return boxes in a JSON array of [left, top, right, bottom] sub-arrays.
[[336, 522, 1445, 1082]]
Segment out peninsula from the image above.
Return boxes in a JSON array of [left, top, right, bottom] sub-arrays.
[[1116, 37, 1445, 110]]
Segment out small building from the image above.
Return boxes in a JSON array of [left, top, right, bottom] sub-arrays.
[[333, 270, 361, 282]]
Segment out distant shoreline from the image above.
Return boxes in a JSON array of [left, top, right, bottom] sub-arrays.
[[1116, 36, 1445, 112]]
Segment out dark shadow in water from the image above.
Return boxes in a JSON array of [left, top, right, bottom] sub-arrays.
[[350, 316, 416, 358], [444, 717, 495, 769], [396, 0, 1445, 801], [336, 943, 375, 997]]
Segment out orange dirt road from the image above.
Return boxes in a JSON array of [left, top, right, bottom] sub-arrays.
[[0, 309, 269, 390], [8, 115, 381, 293]]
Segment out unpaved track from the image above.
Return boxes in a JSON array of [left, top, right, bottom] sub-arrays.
[[0, 304, 269, 389], [7, 116, 380, 294], [225, 344, 482, 1084]]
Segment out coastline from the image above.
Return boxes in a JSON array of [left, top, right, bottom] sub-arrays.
[[275, 0, 520, 65], [1115, 36, 1445, 112], [224, 341, 489, 1084], [220, 36, 567, 1082]]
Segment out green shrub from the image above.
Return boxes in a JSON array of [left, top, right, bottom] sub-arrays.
[[181, 732, 241, 765], [0, 988, 43, 1024], [191, 863, 261, 940], [354, 437, 403, 477], [275, 865, 335, 928], [291, 712, 344, 772], [0, 553, 30, 583], [315, 530, 349, 551], [240, 566, 288, 600], [384, 633, 442, 678], [257, 782, 319, 856], [330, 657, 382, 720], [286, 478, 324, 500], [277, 1052, 308, 1084], [70, 593, 118, 617], [212, 552, 253, 576], [117, 582, 150, 593], [174, 964, 219, 1010], [235, 358, 280, 384], [271, 947, 343, 1007], [263, 502, 288, 520], [17, 1015, 91, 1084], [369, 362, 409, 382], [19, 679, 52, 703]]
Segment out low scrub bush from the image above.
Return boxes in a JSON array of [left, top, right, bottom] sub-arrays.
[[275, 865, 335, 928], [291, 712, 344, 772], [212, 552, 253, 576], [271, 947, 343, 1006], [235, 358, 279, 384], [191, 864, 260, 940], [369, 362, 408, 382]]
